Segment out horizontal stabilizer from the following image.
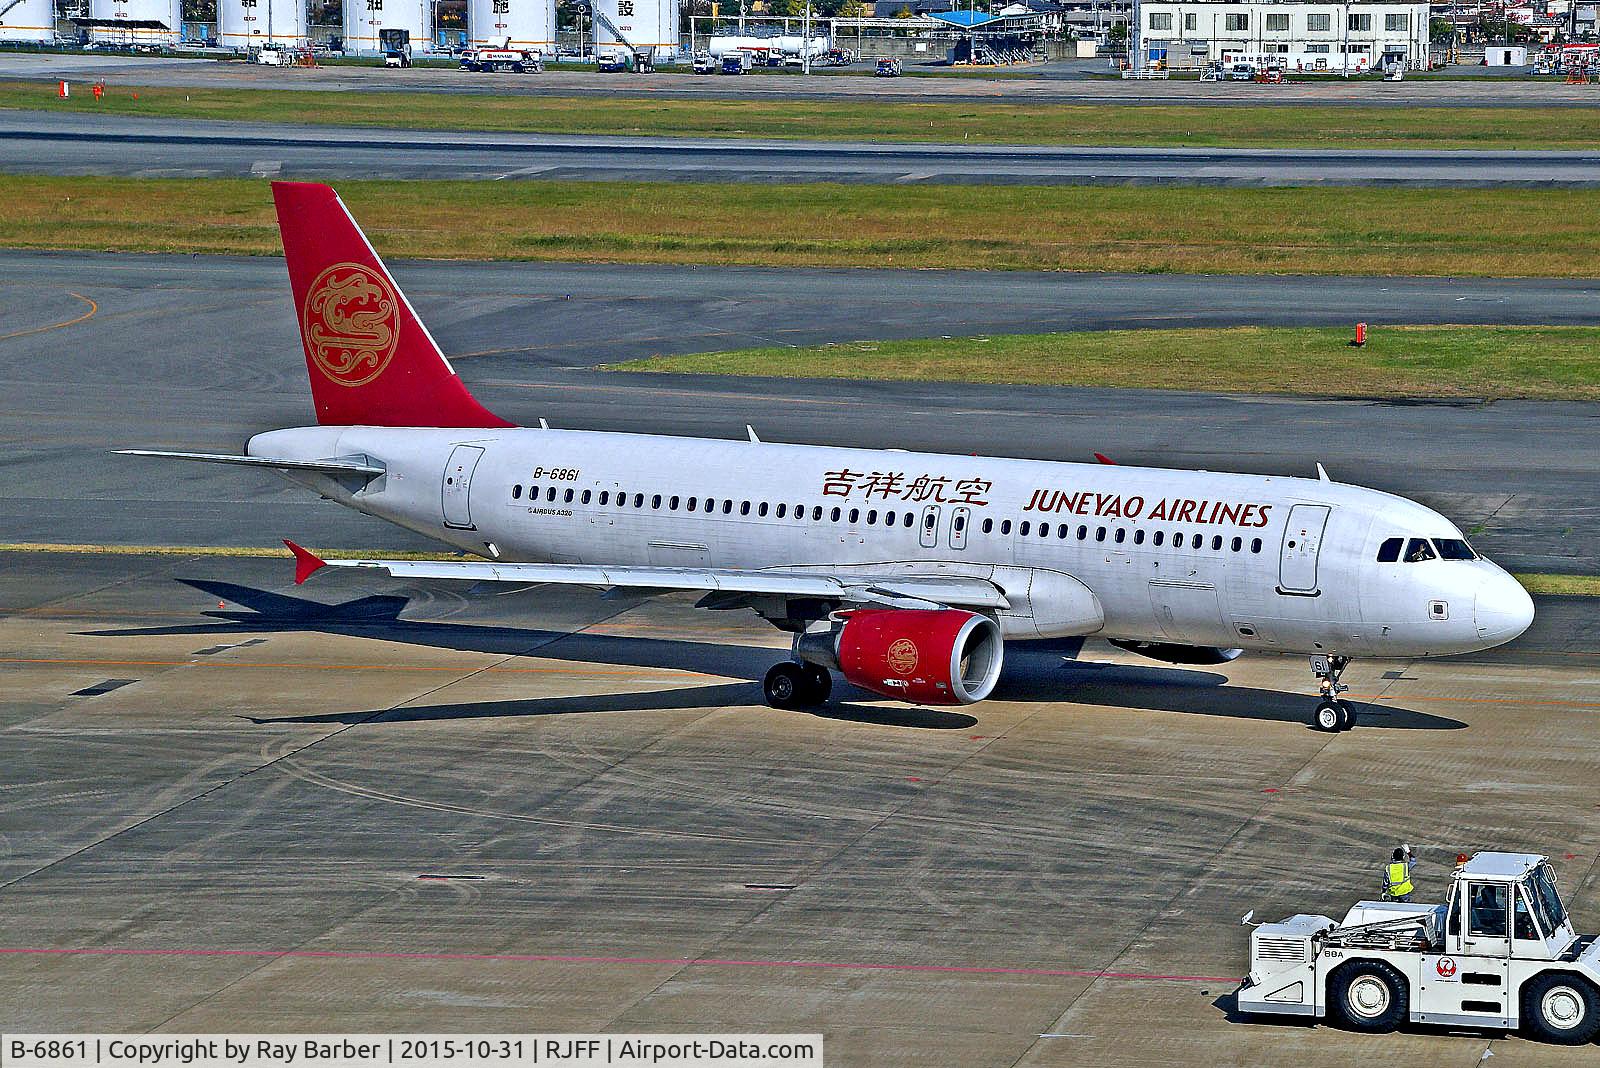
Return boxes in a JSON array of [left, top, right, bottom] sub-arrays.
[[118, 450, 385, 477]]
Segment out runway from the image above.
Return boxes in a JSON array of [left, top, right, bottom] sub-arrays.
[[10, 111, 1600, 186], [3, 250, 1600, 1062], [2, 250, 1597, 574], [10, 50, 1600, 105]]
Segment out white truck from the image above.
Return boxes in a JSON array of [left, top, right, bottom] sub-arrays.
[[1239, 852, 1600, 1044]]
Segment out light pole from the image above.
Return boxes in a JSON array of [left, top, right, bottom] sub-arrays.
[[802, 0, 811, 72]]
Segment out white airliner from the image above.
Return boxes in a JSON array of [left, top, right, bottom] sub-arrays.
[[125, 182, 1535, 731]]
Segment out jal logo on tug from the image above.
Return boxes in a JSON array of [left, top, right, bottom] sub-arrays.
[[1436, 956, 1457, 978], [886, 638, 919, 675], [302, 262, 401, 387]]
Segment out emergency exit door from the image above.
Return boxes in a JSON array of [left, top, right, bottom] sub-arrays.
[[949, 506, 970, 550], [1278, 504, 1330, 594], [441, 445, 485, 529], [919, 505, 940, 549]]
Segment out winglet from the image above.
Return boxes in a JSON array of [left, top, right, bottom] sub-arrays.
[[1093, 452, 1116, 465], [284, 539, 326, 585], [1316, 462, 1331, 482]]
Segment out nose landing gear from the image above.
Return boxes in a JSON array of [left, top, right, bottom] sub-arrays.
[[1311, 654, 1357, 732]]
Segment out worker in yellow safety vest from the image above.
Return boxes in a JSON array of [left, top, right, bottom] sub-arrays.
[[1384, 845, 1415, 902]]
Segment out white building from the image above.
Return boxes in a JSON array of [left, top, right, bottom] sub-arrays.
[[1133, 0, 1432, 71]]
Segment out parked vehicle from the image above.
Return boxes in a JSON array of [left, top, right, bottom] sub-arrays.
[[691, 51, 717, 74], [875, 56, 902, 77], [720, 51, 751, 74]]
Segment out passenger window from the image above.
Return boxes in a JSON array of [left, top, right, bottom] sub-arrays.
[[1153, 531, 1164, 547], [741, 501, 751, 516], [924, 513, 936, 529], [651, 494, 662, 509], [528, 485, 539, 500], [1434, 538, 1477, 560], [564, 489, 575, 503], [686, 497, 697, 511], [831, 507, 842, 522], [1114, 528, 1126, 544], [1095, 526, 1106, 542], [1377, 537, 1403, 562], [1134, 529, 1145, 545], [1175, 531, 1186, 548], [886, 510, 897, 526], [1077, 525, 1088, 540], [1059, 523, 1070, 539], [634, 493, 644, 508], [954, 514, 966, 531], [1211, 535, 1222, 551], [848, 508, 860, 524], [756, 502, 766, 516], [720, 500, 731, 514], [982, 517, 994, 534], [1405, 538, 1437, 563], [903, 513, 915, 528], [1231, 536, 1242, 552], [512, 485, 522, 500], [599, 491, 609, 505], [812, 506, 823, 521], [669, 496, 680, 510], [547, 487, 557, 502], [580, 490, 591, 505], [1000, 520, 1012, 535], [1019, 521, 1030, 537], [867, 509, 878, 524], [775, 503, 785, 518], [1250, 537, 1261, 553]]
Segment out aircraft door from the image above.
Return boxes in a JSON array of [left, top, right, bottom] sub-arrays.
[[949, 506, 970, 550], [919, 505, 940, 549], [1278, 504, 1331, 594], [442, 445, 485, 529]]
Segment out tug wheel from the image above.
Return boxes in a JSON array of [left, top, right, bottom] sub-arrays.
[[1329, 961, 1408, 1034]]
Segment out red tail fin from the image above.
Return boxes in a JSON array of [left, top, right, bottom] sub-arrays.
[[271, 182, 512, 429]]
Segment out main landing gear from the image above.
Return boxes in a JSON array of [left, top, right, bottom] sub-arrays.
[[1311, 654, 1357, 733], [763, 662, 832, 710]]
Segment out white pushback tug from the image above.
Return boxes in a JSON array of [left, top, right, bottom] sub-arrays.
[[1239, 851, 1600, 1044]]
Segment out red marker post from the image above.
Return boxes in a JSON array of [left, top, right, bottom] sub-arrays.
[[1352, 322, 1367, 347], [58, 80, 69, 99]]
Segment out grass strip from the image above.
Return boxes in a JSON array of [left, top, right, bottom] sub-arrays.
[[610, 325, 1600, 401], [1514, 573, 1600, 597], [8, 80, 1600, 148], [2, 174, 1597, 277]]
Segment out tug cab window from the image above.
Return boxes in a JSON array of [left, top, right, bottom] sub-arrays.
[[1434, 538, 1477, 560], [1405, 538, 1437, 562], [1377, 537, 1403, 563]]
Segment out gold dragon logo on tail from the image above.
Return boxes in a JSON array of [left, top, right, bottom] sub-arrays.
[[302, 262, 401, 387]]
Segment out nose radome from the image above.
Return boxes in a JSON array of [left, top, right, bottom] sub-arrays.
[[1474, 570, 1535, 647]]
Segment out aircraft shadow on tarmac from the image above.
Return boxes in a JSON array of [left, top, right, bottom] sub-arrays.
[[82, 578, 1465, 732]]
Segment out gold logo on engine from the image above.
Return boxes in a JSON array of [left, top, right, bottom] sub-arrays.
[[886, 638, 919, 675], [302, 262, 400, 387]]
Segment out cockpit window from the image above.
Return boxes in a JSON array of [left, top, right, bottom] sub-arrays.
[[1377, 537, 1403, 563], [1433, 538, 1477, 560], [1404, 538, 1437, 563]]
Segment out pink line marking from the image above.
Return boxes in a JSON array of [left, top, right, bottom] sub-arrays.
[[0, 946, 1237, 984]]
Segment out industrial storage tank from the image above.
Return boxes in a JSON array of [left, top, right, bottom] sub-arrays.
[[343, 0, 430, 54], [468, 0, 554, 52], [0, 0, 53, 42], [89, 0, 183, 45], [593, 0, 678, 57], [219, 0, 309, 48]]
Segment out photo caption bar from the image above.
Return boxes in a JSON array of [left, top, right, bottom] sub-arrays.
[[2, 1035, 823, 1068]]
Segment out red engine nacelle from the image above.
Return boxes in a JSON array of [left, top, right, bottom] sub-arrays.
[[824, 608, 1004, 706]]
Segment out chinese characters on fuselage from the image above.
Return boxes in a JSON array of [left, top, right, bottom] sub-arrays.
[[822, 470, 992, 505]]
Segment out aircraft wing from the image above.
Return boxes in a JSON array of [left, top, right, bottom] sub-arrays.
[[284, 542, 1010, 612]]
